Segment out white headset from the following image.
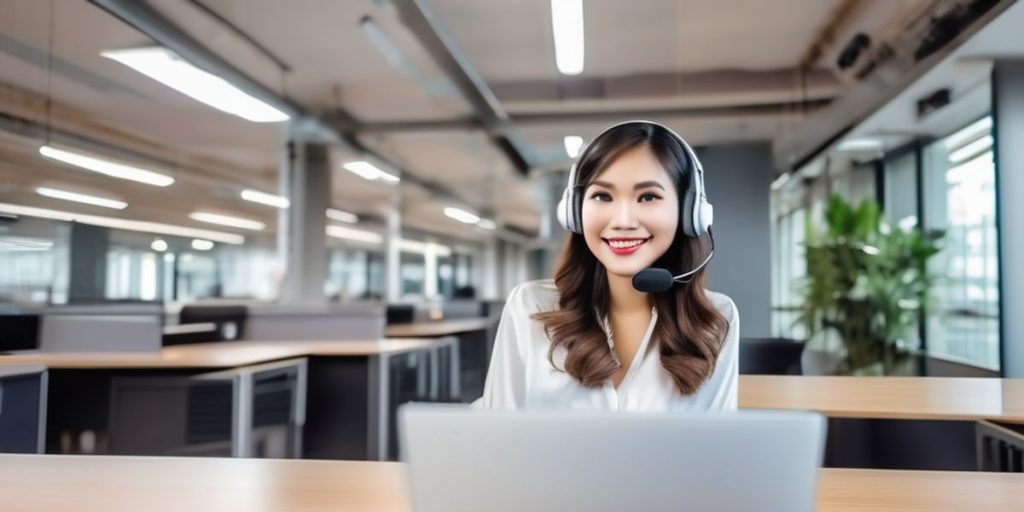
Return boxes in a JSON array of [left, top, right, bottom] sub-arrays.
[[556, 120, 714, 238]]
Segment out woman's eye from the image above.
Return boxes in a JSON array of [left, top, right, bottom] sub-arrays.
[[590, 192, 611, 202], [638, 193, 661, 202]]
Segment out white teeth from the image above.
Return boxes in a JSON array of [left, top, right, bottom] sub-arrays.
[[608, 239, 646, 249]]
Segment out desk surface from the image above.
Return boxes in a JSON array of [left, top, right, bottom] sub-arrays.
[[0, 455, 1020, 512], [385, 316, 498, 337], [0, 338, 449, 369], [739, 375, 1024, 423]]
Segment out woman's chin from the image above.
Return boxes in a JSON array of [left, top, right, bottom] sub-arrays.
[[601, 263, 652, 280]]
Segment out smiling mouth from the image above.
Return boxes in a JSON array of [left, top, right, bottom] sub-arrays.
[[603, 237, 651, 254]]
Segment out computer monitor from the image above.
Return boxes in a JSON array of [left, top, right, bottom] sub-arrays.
[[0, 314, 40, 352]]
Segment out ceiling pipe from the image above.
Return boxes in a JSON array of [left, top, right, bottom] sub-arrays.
[[391, 0, 532, 175]]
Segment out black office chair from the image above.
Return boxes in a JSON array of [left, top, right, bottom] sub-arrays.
[[739, 337, 806, 375]]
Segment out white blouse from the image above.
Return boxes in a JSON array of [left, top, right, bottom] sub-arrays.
[[472, 279, 739, 412]]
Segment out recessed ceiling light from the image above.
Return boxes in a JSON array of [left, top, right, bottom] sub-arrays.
[[0, 202, 244, 244], [343, 161, 400, 184], [551, 0, 584, 75], [151, 238, 168, 252], [241, 189, 290, 209], [326, 224, 383, 244], [189, 212, 266, 231], [101, 47, 289, 123], [35, 187, 128, 210], [191, 239, 214, 251], [444, 207, 481, 224], [326, 208, 358, 223], [39, 145, 174, 187]]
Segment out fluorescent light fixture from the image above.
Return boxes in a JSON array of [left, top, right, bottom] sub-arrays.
[[39, 145, 175, 187], [241, 189, 290, 209], [444, 206, 481, 224], [342, 161, 400, 184], [943, 116, 993, 150], [151, 238, 168, 252], [189, 212, 266, 231], [948, 135, 993, 164], [400, 239, 451, 257], [35, 187, 128, 210], [191, 239, 214, 251], [477, 219, 497, 230], [0, 202, 244, 244], [551, 0, 584, 75], [326, 208, 358, 223], [836, 138, 883, 152], [326, 224, 383, 244], [564, 135, 584, 158], [101, 47, 289, 123]]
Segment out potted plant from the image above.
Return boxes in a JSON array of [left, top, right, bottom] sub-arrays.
[[798, 194, 944, 375]]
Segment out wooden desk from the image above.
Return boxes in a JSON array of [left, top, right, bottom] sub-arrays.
[[739, 375, 1024, 423], [0, 339, 458, 460], [0, 454, 1020, 511], [0, 339, 448, 369], [384, 317, 498, 338]]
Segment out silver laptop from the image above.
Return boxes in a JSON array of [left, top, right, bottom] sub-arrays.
[[399, 404, 825, 512]]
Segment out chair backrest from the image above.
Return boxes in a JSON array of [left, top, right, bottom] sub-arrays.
[[739, 337, 806, 375]]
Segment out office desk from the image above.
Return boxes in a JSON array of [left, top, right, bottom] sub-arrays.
[[739, 375, 1024, 423], [0, 338, 449, 369], [0, 339, 458, 460], [384, 317, 498, 338], [0, 454, 1021, 512], [386, 317, 500, 402]]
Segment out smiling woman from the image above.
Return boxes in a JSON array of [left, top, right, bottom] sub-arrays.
[[474, 121, 739, 411]]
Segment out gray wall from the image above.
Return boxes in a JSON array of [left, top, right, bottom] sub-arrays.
[[697, 142, 774, 338]]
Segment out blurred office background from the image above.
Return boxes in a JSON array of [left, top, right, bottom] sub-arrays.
[[0, 0, 1022, 380]]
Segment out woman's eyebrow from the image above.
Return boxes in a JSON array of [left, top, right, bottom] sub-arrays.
[[589, 180, 666, 191]]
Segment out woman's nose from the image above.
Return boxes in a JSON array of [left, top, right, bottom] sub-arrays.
[[611, 202, 640, 229]]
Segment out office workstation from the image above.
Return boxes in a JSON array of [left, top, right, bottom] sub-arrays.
[[2, 0, 1024, 510]]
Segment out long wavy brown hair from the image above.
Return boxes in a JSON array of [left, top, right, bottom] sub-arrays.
[[532, 122, 729, 395]]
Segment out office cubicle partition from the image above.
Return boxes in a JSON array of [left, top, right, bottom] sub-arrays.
[[0, 366, 47, 454]]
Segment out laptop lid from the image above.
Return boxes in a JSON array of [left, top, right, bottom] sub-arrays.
[[399, 404, 825, 512]]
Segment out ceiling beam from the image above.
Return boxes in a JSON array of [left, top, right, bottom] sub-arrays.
[[392, 0, 532, 176], [343, 98, 832, 134], [774, 0, 1014, 171]]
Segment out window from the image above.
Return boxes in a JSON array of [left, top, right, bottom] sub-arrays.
[[771, 207, 807, 339], [922, 116, 1000, 370]]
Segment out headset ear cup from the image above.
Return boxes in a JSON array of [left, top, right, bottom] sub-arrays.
[[700, 201, 714, 235], [681, 182, 697, 237], [556, 187, 572, 232]]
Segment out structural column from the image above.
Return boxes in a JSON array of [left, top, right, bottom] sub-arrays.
[[277, 139, 330, 304], [384, 186, 402, 303], [67, 223, 109, 303], [993, 60, 1024, 377]]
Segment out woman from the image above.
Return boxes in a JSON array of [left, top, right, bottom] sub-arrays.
[[474, 120, 738, 411]]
